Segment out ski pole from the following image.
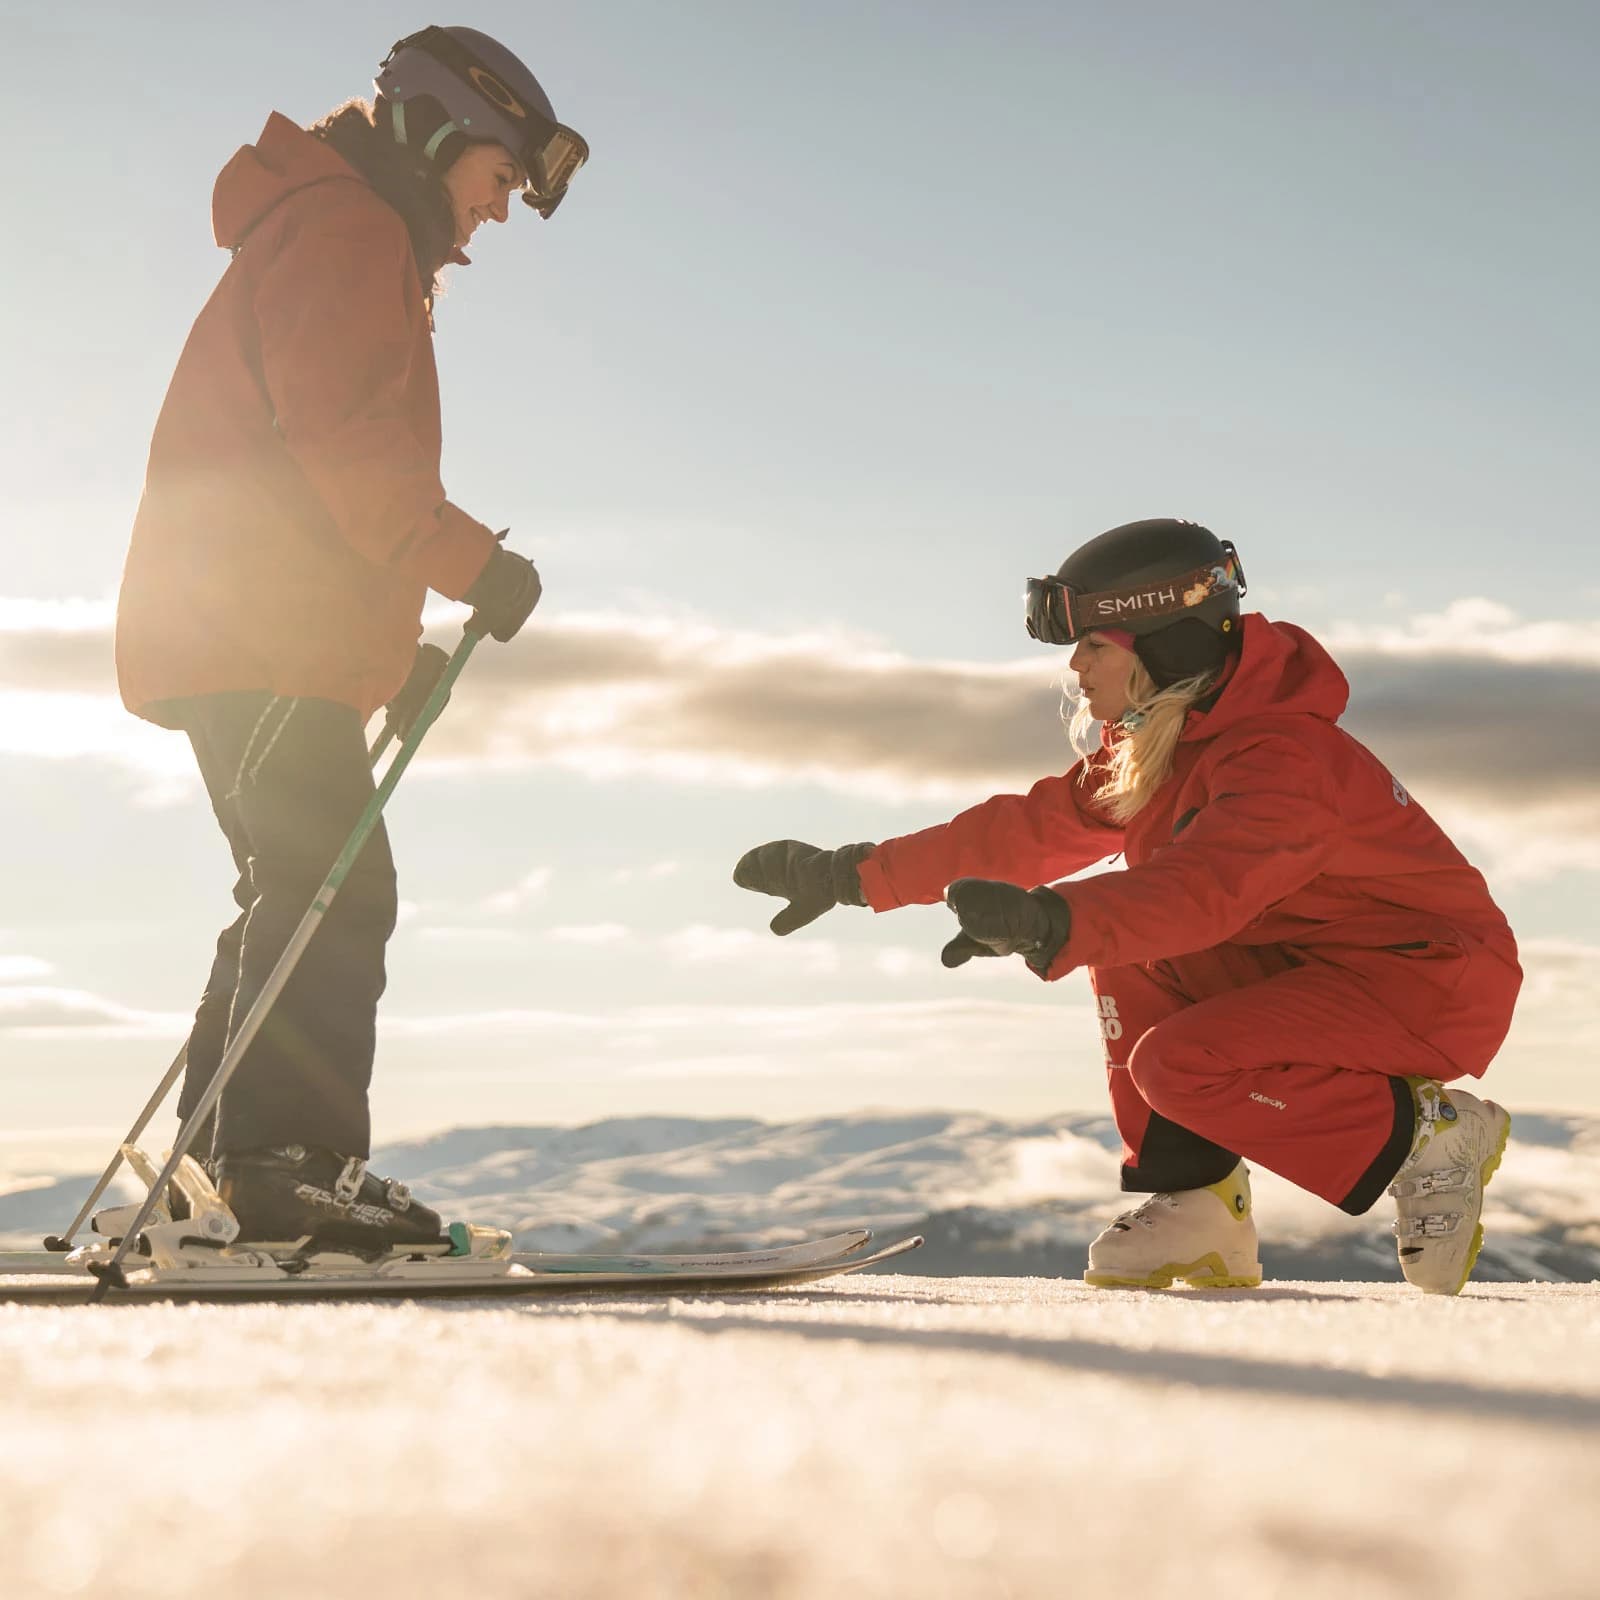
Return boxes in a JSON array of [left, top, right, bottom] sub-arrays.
[[43, 643, 454, 1255], [43, 1043, 189, 1253], [89, 627, 479, 1296]]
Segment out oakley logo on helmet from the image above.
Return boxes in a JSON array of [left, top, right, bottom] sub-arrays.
[[468, 65, 527, 119]]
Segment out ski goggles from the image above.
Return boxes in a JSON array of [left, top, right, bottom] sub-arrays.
[[517, 124, 588, 218], [1024, 544, 1246, 646]]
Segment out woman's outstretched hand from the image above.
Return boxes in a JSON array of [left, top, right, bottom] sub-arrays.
[[941, 879, 1073, 973], [733, 840, 876, 935]]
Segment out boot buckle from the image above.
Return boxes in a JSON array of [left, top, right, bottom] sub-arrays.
[[334, 1158, 367, 1207]]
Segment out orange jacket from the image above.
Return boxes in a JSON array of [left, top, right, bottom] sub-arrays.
[[858, 616, 1522, 1076], [116, 113, 497, 724]]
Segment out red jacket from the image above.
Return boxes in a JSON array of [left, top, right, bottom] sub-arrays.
[[116, 113, 498, 724], [858, 616, 1522, 1076]]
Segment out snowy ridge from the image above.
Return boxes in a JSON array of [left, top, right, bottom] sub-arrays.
[[8, 1110, 1595, 1280]]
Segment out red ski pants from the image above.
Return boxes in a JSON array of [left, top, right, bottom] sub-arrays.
[[1090, 944, 1469, 1213]]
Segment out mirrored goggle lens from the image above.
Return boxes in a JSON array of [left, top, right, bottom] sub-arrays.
[[1025, 577, 1077, 645], [524, 125, 589, 215]]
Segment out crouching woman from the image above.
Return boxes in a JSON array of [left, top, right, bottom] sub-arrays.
[[734, 519, 1521, 1296]]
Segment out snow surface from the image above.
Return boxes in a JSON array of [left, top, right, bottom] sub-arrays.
[[8, 1109, 1596, 1279], [1, 1277, 1596, 1599]]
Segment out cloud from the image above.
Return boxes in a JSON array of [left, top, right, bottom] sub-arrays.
[[873, 946, 926, 979], [406, 612, 1059, 804], [377, 992, 1099, 1087], [1321, 601, 1600, 668], [481, 866, 554, 915], [0, 598, 115, 694], [661, 923, 842, 977], [1480, 939, 1600, 1111], [362, 936, 1600, 1113], [6, 596, 1600, 873], [0, 600, 1058, 802], [1512, 938, 1600, 1007], [547, 923, 632, 945], [1320, 603, 1600, 881], [1329, 618, 1600, 806], [413, 927, 529, 946], [0, 956, 55, 983], [608, 861, 682, 885], [0, 986, 187, 1039]]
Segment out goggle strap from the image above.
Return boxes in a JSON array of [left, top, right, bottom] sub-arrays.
[[1068, 555, 1243, 635]]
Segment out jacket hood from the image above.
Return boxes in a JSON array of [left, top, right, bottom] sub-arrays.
[[212, 112, 365, 250], [1182, 615, 1349, 741]]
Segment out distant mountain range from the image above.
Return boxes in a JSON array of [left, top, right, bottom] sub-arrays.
[[4, 1111, 1596, 1282]]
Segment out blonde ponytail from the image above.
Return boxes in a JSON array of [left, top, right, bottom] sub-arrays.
[[1071, 661, 1219, 824]]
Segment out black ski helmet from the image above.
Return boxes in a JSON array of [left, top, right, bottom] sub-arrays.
[[1025, 519, 1247, 689], [375, 26, 588, 217]]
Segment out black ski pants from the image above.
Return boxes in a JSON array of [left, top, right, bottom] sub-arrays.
[[166, 693, 398, 1158]]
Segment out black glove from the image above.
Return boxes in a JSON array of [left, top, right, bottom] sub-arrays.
[[733, 840, 876, 936], [382, 643, 450, 740], [465, 546, 542, 643], [940, 879, 1073, 973]]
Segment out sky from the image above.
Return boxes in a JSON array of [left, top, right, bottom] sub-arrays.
[[3, 1, 1598, 1172]]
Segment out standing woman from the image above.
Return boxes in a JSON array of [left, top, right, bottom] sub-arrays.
[[734, 519, 1522, 1295], [115, 27, 586, 1248]]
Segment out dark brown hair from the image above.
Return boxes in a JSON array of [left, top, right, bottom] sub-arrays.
[[309, 98, 456, 300]]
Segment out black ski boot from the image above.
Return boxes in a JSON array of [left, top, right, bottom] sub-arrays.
[[214, 1146, 448, 1252]]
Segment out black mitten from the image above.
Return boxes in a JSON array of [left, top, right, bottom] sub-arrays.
[[383, 644, 451, 739], [940, 879, 1073, 973], [465, 546, 542, 643], [733, 840, 875, 936]]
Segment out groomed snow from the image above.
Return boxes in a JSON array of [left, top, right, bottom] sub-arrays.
[[3, 1276, 1596, 1598]]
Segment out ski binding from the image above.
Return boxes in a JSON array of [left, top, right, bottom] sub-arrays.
[[72, 1143, 517, 1288]]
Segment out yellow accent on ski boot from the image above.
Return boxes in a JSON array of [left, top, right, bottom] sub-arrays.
[[1084, 1161, 1263, 1289], [1389, 1079, 1511, 1296]]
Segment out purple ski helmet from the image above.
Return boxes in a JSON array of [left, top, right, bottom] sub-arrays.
[[375, 25, 588, 217]]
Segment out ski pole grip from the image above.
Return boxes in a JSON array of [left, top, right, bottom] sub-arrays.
[[383, 643, 451, 739], [464, 530, 505, 640]]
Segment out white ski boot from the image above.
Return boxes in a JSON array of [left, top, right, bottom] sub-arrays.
[[1388, 1079, 1510, 1296], [1084, 1161, 1262, 1289]]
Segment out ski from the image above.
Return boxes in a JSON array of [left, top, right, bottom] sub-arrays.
[[1, 1142, 921, 1301], [510, 1228, 876, 1276], [1, 1229, 872, 1279], [0, 1232, 922, 1303]]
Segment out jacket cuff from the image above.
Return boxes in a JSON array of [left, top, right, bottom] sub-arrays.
[[406, 501, 499, 601], [854, 850, 899, 912], [1039, 939, 1078, 981], [832, 843, 877, 908], [1023, 887, 1075, 979]]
